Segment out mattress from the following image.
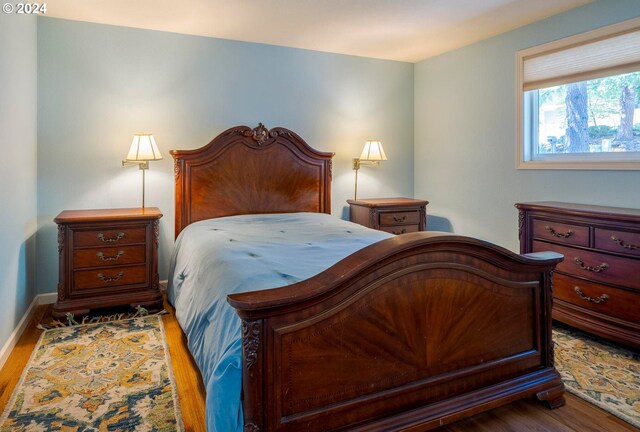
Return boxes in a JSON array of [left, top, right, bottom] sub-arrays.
[[167, 212, 391, 431]]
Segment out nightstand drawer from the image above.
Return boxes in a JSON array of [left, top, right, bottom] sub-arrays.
[[73, 245, 146, 268], [380, 225, 420, 235], [73, 227, 147, 247], [74, 265, 147, 290], [532, 219, 589, 247], [554, 273, 639, 323], [348, 198, 428, 234], [379, 211, 420, 226], [594, 228, 640, 257], [533, 241, 640, 290]]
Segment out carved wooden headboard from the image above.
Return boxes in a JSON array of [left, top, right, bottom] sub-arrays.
[[170, 124, 334, 237]]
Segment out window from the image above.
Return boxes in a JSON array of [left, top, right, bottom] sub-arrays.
[[517, 18, 640, 169]]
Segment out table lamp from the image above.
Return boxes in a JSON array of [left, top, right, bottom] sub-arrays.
[[122, 133, 162, 208], [352, 140, 387, 200]]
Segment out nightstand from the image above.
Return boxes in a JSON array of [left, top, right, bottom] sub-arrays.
[[53, 207, 163, 319], [347, 198, 428, 234]]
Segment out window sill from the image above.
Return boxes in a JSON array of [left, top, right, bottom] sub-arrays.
[[517, 159, 640, 170]]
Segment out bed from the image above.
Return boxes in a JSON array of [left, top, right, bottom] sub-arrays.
[[168, 123, 566, 432]]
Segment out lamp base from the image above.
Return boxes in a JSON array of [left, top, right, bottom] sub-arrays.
[[122, 160, 149, 208], [352, 158, 381, 200]]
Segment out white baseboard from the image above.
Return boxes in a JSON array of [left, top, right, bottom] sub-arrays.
[[38, 292, 57, 305], [0, 292, 57, 370]]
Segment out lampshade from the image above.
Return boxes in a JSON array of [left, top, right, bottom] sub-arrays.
[[125, 134, 163, 162], [359, 140, 387, 162]]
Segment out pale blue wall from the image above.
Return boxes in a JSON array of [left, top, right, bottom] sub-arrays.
[[36, 18, 415, 294], [415, 0, 640, 252], [0, 14, 38, 350]]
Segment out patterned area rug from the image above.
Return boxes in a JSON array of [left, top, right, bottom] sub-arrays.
[[0, 316, 184, 431], [37, 307, 168, 329], [553, 325, 640, 428]]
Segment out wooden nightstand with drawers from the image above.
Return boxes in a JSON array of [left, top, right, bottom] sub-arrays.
[[516, 201, 640, 350], [347, 198, 428, 234], [53, 207, 163, 319]]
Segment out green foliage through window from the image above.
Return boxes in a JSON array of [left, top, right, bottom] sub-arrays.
[[532, 71, 640, 155]]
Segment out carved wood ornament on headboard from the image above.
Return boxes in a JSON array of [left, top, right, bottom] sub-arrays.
[[170, 124, 334, 237]]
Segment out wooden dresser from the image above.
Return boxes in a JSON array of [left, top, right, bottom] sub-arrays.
[[516, 202, 640, 350], [347, 198, 428, 234], [53, 208, 163, 319]]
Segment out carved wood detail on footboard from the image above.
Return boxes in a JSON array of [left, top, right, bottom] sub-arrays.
[[228, 233, 565, 431]]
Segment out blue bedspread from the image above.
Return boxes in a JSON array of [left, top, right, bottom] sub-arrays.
[[167, 212, 391, 431]]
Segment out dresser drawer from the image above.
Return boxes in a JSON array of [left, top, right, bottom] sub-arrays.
[[532, 219, 589, 247], [554, 273, 639, 323], [533, 241, 640, 290], [380, 225, 420, 235], [379, 211, 421, 226], [73, 265, 147, 290], [73, 227, 147, 247], [594, 228, 640, 257], [73, 245, 146, 269]]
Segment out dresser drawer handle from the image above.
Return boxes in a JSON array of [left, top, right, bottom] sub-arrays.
[[392, 228, 406, 235], [574, 286, 610, 304], [97, 251, 124, 262], [97, 271, 124, 282], [393, 215, 407, 223], [97, 232, 125, 243], [574, 257, 608, 273], [545, 226, 574, 238], [611, 235, 638, 250]]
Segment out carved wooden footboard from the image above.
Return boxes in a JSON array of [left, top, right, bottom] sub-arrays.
[[228, 232, 565, 431], [172, 124, 565, 430]]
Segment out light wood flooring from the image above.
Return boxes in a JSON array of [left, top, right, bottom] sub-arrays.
[[1, 300, 637, 432]]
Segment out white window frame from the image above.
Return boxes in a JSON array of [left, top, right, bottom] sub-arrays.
[[516, 18, 640, 170]]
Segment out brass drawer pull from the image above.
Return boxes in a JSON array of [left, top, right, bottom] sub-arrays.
[[97, 232, 125, 243], [545, 226, 574, 238], [97, 251, 124, 262], [574, 257, 608, 273], [97, 271, 124, 282], [611, 235, 638, 250], [392, 228, 406, 235], [574, 286, 610, 304], [393, 215, 407, 223]]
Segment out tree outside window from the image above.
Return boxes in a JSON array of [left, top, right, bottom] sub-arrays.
[[535, 71, 640, 155]]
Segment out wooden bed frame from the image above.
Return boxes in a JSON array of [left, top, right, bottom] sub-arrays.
[[170, 124, 566, 432]]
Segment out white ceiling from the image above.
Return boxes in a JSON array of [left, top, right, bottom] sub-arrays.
[[43, 0, 592, 63]]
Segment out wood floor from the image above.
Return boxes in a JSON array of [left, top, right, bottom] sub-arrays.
[[1, 300, 637, 432]]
